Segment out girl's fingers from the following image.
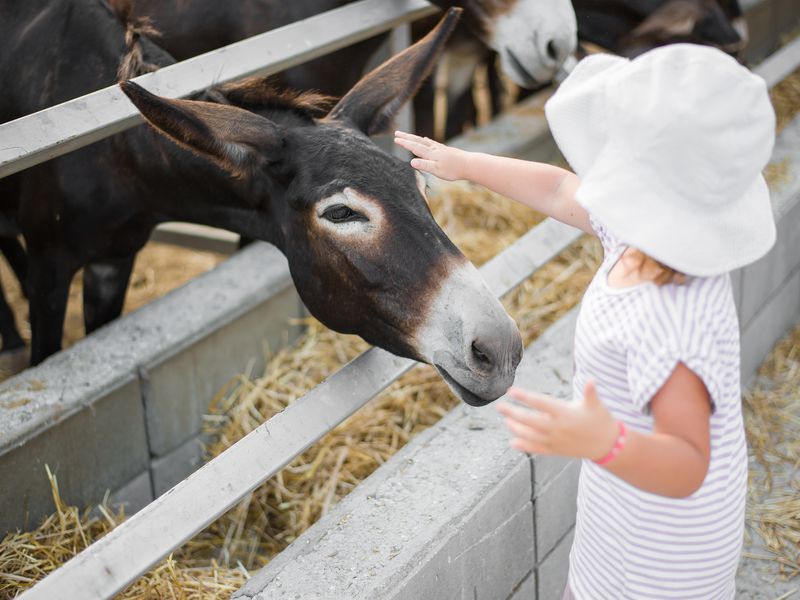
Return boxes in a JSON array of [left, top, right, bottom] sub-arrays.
[[394, 130, 433, 147], [507, 387, 564, 415], [496, 402, 552, 429], [394, 137, 432, 157], [505, 419, 550, 443], [410, 158, 437, 172]]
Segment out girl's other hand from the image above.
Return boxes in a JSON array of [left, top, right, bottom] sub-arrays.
[[496, 380, 619, 461], [394, 130, 471, 181]]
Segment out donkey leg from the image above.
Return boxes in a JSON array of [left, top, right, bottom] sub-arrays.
[[28, 253, 74, 365], [0, 237, 29, 297], [0, 272, 24, 352], [83, 254, 136, 335]]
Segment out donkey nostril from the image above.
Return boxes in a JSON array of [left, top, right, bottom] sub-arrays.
[[546, 40, 559, 62], [471, 340, 492, 366]]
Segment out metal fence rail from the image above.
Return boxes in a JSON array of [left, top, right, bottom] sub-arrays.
[[0, 0, 436, 179]]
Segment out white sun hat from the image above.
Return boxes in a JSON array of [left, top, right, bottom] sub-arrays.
[[545, 44, 776, 277]]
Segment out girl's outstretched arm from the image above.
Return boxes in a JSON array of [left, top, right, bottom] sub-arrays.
[[394, 131, 592, 234], [497, 364, 712, 499]]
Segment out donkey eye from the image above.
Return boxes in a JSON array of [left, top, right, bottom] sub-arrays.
[[321, 204, 366, 223]]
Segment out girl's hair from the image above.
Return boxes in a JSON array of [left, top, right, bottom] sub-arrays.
[[629, 249, 685, 285]]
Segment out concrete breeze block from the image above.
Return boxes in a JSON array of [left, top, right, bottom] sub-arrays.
[[143, 282, 303, 457], [150, 434, 206, 497], [739, 117, 800, 328], [537, 528, 575, 600], [534, 460, 581, 561], [0, 374, 148, 534], [389, 459, 534, 600], [741, 267, 800, 383], [509, 571, 537, 600], [108, 470, 154, 517]]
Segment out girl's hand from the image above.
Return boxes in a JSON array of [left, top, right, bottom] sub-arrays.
[[394, 130, 471, 181], [496, 380, 619, 461]]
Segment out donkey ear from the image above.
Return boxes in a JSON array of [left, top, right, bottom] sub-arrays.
[[119, 80, 285, 175], [327, 7, 461, 135]]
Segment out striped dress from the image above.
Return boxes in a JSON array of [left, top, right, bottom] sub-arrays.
[[567, 217, 747, 599]]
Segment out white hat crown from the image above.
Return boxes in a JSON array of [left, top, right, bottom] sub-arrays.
[[603, 45, 775, 206], [545, 44, 776, 277]]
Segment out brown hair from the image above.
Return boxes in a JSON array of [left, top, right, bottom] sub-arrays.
[[628, 249, 685, 286]]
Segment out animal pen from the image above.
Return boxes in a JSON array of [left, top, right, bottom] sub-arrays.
[[1, 0, 800, 598]]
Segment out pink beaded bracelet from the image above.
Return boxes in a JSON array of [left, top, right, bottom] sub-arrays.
[[594, 421, 627, 466]]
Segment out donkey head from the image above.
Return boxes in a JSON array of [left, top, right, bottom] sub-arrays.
[[121, 9, 522, 406], [430, 0, 578, 87]]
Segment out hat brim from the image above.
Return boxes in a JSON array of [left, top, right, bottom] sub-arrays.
[[575, 142, 776, 277]]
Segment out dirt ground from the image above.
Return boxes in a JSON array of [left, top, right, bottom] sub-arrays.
[[0, 241, 226, 379]]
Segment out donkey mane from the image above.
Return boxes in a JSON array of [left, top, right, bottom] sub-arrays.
[[110, 0, 333, 120], [109, 0, 161, 79], [217, 78, 336, 122]]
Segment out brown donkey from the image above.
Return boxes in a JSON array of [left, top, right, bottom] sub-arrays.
[[1, 2, 522, 404]]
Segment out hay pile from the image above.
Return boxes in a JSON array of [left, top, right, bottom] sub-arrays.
[[2, 55, 799, 600], [744, 323, 800, 579], [0, 468, 247, 599], [771, 67, 800, 133]]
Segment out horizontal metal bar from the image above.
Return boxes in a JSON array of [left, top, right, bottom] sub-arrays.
[[150, 222, 241, 254], [755, 34, 800, 88], [0, 0, 437, 179], [17, 216, 581, 600]]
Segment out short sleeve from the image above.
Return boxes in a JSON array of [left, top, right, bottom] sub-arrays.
[[625, 312, 723, 415], [588, 213, 620, 256]]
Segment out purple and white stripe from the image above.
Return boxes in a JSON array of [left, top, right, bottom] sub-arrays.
[[567, 217, 746, 599]]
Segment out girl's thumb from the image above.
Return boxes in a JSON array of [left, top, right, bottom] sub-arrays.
[[583, 379, 599, 406]]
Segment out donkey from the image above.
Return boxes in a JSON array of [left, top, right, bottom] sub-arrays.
[[122, 0, 578, 138], [573, 0, 747, 58], [0, 1, 522, 405]]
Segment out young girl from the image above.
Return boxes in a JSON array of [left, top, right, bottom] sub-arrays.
[[395, 44, 776, 599]]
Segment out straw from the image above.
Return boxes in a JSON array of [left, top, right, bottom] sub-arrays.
[[744, 323, 800, 580]]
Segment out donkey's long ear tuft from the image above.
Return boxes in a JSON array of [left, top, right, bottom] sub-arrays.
[[327, 7, 461, 135], [120, 80, 285, 175]]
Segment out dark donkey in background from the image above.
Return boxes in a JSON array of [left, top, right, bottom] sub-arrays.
[[123, 0, 578, 139], [0, 1, 523, 405], [573, 0, 747, 58]]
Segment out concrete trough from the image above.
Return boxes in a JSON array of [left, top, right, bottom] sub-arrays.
[[0, 243, 304, 534]]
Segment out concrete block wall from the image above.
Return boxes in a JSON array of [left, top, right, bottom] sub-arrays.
[[235, 311, 580, 600], [0, 242, 304, 534], [739, 114, 800, 382]]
